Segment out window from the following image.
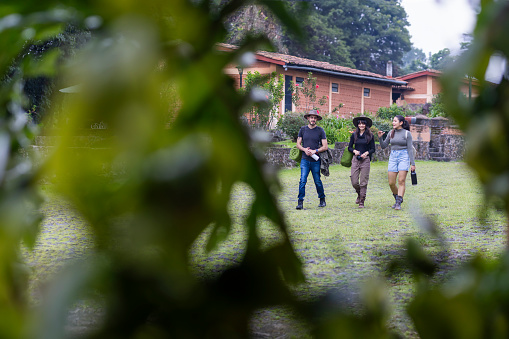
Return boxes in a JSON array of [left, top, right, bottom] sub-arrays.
[[363, 88, 371, 97], [285, 75, 293, 112], [296, 77, 304, 86], [331, 83, 338, 93]]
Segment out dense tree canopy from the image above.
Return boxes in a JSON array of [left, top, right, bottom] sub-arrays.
[[223, 0, 412, 75], [428, 48, 455, 70], [4, 24, 91, 122]]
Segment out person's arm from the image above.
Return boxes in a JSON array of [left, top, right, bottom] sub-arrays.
[[363, 136, 376, 158], [297, 136, 312, 156], [347, 133, 355, 154], [297, 127, 309, 152], [378, 130, 390, 149], [316, 139, 328, 154], [313, 128, 328, 154], [406, 131, 416, 170], [296, 137, 304, 151]]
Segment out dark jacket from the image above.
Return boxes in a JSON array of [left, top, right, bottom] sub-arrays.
[[319, 149, 333, 176]]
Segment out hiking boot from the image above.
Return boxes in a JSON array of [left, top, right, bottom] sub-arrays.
[[394, 195, 403, 210], [318, 198, 326, 208], [391, 194, 398, 208], [296, 200, 304, 210], [355, 188, 361, 204]]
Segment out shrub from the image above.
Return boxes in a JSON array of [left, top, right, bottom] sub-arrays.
[[277, 111, 305, 141], [376, 104, 406, 120], [318, 115, 352, 144], [429, 93, 448, 118], [372, 118, 392, 141], [277, 113, 353, 144], [241, 71, 285, 130]]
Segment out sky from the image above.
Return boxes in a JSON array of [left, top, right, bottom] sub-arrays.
[[400, 0, 478, 56]]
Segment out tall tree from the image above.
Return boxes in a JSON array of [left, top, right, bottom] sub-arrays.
[[430, 48, 456, 70], [282, 0, 356, 67], [224, 4, 288, 53], [4, 24, 91, 122], [339, 0, 412, 74], [222, 0, 412, 74], [401, 47, 428, 74], [402, 47, 426, 68]]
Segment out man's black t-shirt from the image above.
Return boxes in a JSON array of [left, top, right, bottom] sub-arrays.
[[298, 126, 326, 162]]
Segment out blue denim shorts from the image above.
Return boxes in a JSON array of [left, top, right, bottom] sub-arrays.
[[388, 149, 409, 172]]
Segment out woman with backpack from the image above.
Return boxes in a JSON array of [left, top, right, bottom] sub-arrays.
[[348, 116, 376, 208], [377, 115, 415, 210]]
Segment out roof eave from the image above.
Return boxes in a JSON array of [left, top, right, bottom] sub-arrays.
[[256, 55, 285, 66], [285, 65, 407, 86]]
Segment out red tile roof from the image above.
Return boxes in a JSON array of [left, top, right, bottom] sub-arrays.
[[396, 69, 442, 81], [396, 69, 482, 86], [218, 43, 396, 81]]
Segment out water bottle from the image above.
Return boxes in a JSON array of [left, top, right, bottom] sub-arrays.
[[311, 154, 319, 161], [411, 171, 417, 185]]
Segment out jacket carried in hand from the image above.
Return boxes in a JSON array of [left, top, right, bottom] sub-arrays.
[[319, 149, 333, 176]]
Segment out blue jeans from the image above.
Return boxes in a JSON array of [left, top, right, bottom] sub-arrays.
[[298, 159, 325, 201]]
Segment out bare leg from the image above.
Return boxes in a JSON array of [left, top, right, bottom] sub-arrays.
[[398, 171, 408, 197], [388, 172, 398, 195]]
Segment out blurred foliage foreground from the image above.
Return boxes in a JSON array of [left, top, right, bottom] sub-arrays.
[[1, 0, 509, 338]]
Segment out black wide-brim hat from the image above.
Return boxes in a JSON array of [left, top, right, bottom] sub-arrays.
[[353, 116, 372, 128], [303, 109, 323, 121]]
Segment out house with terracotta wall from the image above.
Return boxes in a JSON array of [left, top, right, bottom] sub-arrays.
[[393, 69, 479, 105], [219, 43, 406, 122]]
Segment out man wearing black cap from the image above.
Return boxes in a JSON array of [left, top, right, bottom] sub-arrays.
[[295, 109, 328, 210]]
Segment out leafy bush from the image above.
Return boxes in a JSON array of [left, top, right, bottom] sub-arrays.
[[372, 118, 393, 141], [241, 71, 285, 130], [277, 111, 305, 141], [318, 115, 352, 144], [7, 1, 306, 338], [376, 104, 405, 120], [428, 92, 448, 118], [7, 1, 509, 339], [277, 113, 354, 144]]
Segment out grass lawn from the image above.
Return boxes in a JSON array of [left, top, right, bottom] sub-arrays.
[[192, 161, 507, 337], [272, 140, 297, 147], [24, 161, 507, 337]]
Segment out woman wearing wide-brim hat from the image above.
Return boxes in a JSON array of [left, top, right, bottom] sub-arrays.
[[348, 115, 376, 208]]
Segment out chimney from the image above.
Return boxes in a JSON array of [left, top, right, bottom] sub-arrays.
[[386, 61, 393, 77]]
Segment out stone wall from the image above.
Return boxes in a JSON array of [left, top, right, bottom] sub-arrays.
[[411, 124, 430, 142], [265, 147, 342, 168], [335, 140, 432, 162], [430, 134, 465, 160], [24, 117, 466, 169], [266, 137, 463, 168]]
